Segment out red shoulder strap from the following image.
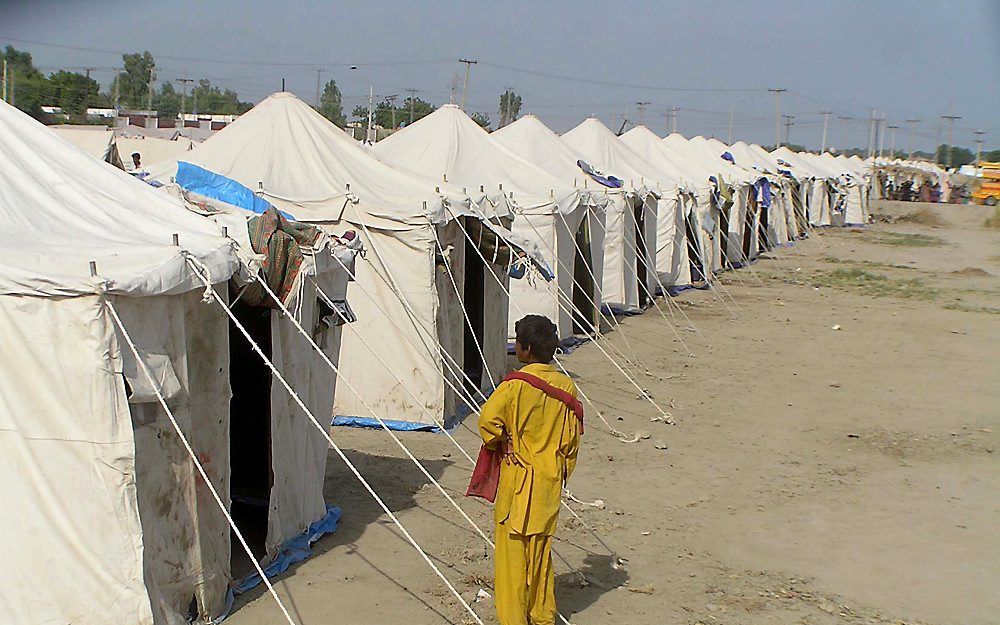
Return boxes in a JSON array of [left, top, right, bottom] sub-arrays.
[[503, 371, 584, 434]]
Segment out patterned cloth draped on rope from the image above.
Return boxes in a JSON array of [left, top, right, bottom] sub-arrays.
[[240, 207, 323, 307]]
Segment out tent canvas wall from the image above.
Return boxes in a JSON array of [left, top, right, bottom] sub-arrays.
[[1, 100, 242, 625], [118, 135, 195, 172], [491, 114, 610, 339], [148, 92, 498, 430], [48, 124, 124, 168], [562, 118, 681, 309], [621, 126, 721, 285], [372, 105, 590, 349]]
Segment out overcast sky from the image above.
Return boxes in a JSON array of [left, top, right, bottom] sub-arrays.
[[2, 0, 997, 151]]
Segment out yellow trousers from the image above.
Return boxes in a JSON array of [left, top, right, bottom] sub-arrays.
[[494, 523, 556, 625]]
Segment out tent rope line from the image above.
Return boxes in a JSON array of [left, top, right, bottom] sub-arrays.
[[430, 227, 499, 393], [252, 275, 494, 545], [317, 254, 489, 443], [311, 281, 474, 462], [446, 207, 658, 439], [181, 257, 487, 625], [259, 275, 580, 625], [513, 209, 659, 383], [594, 197, 708, 350], [453, 212, 674, 422], [349, 217, 493, 408], [516, 208, 655, 375], [105, 299, 299, 625], [312, 273, 623, 570], [585, 202, 697, 340]]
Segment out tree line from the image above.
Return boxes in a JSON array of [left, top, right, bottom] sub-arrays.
[[2, 45, 253, 121]]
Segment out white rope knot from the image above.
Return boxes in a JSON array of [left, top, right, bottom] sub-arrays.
[[181, 252, 215, 303]]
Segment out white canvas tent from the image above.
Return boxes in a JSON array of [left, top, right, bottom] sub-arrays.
[[679, 135, 765, 265], [118, 135, 195, 172], [491, 114, 615, 340], [48, 124, 124, 168], [773, 146, 836, 226], [148, 92, 517, 430], [620, 126, 721, 285], [562, 118, 682, 310], [373, 105, 598, 347], [0, 100, 245, 624]]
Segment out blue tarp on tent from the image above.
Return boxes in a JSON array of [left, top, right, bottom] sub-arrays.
[[175, 161, 295, 219]]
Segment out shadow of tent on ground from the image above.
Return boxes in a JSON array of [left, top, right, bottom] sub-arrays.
[[229, 447, 455, 620]]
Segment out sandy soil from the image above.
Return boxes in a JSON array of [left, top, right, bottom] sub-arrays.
[[228, 200, 999, 625]]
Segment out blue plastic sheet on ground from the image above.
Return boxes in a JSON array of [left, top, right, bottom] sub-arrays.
[[332, 415, 440, 432], [332, 405, 473, 433], [214, 505, 341, 622], [175, 161, 295, 220]]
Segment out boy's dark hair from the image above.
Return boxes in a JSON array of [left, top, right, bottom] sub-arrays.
[[514, 314, 559, 362]]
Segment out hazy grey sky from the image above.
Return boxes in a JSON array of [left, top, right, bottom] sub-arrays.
[[2, 0, 997, 151]]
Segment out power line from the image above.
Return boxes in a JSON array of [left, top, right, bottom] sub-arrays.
[[0, 34, 454, 68], [477, 60, 769, 93]]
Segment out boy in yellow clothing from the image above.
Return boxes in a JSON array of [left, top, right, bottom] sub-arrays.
[[479, 315, 581, 625]]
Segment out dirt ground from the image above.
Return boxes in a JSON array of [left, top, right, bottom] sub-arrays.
[[228, 200, 998, 625]]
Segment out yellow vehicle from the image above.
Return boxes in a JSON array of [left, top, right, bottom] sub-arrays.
[[972, 161, 1000, 205]]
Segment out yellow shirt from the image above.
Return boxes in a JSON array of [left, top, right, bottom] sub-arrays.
[[478, 363, 581, 536]]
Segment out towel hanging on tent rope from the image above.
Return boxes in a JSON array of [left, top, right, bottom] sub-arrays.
[[239, 207, 323, 308]]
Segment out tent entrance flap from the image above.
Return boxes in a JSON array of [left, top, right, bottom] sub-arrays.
[[684, 210, 703, 282], [572, 216, 597, 335], [229, 299, 273, 578], [633, 199, 649, 309], [463, 230, 487, 395]]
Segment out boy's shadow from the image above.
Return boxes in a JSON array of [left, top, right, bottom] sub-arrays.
[[555, 553, 629, 617]]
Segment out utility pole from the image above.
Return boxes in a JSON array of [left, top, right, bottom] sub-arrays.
[[837, 116, 852, 152], [113, 67, 120, 111], [820, 110, 833, 152], [667, 106, 679, 134], [458, 58, 477, 111], [782, 114, 795, 146], [176, 72, 195, 125], [866, 109, 877, 159], [887, 124, 899, 158], [366, 84, 374, 140], [905, 118, 920, 158], [146, 66, 155, 113], [768, 88, 786, 148], [941, 114, 961, 168], [385, 94, 398, 128], [727, 102, 735, 144], [876, 112, 886, 158], [314, 68, 325, 107], [636, 101, 650, 127], [405, 88, 418, 124], [973, 130, 986, 170], [83, 67, 97, 80]]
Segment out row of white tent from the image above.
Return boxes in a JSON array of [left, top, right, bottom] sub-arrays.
[[1, 90, 873, 624], [48, 124, 197, 170], [873, 156, 952, 189]]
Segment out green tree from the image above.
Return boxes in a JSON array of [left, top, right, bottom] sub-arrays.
[[319, 79, 345, 127], [934, 144, 974, 168], [2, 45, 50, 118], [189, 79, 252, 115], [471, 111, 491, 130], [48, 70, 100, 115], [399, 96, 435, 126], [497, 89, 522, 128], [114, 51, 156, 109], [983, 149, 1000, 163], [154, 81, 181, 119], [351, 99, 401, 129]]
